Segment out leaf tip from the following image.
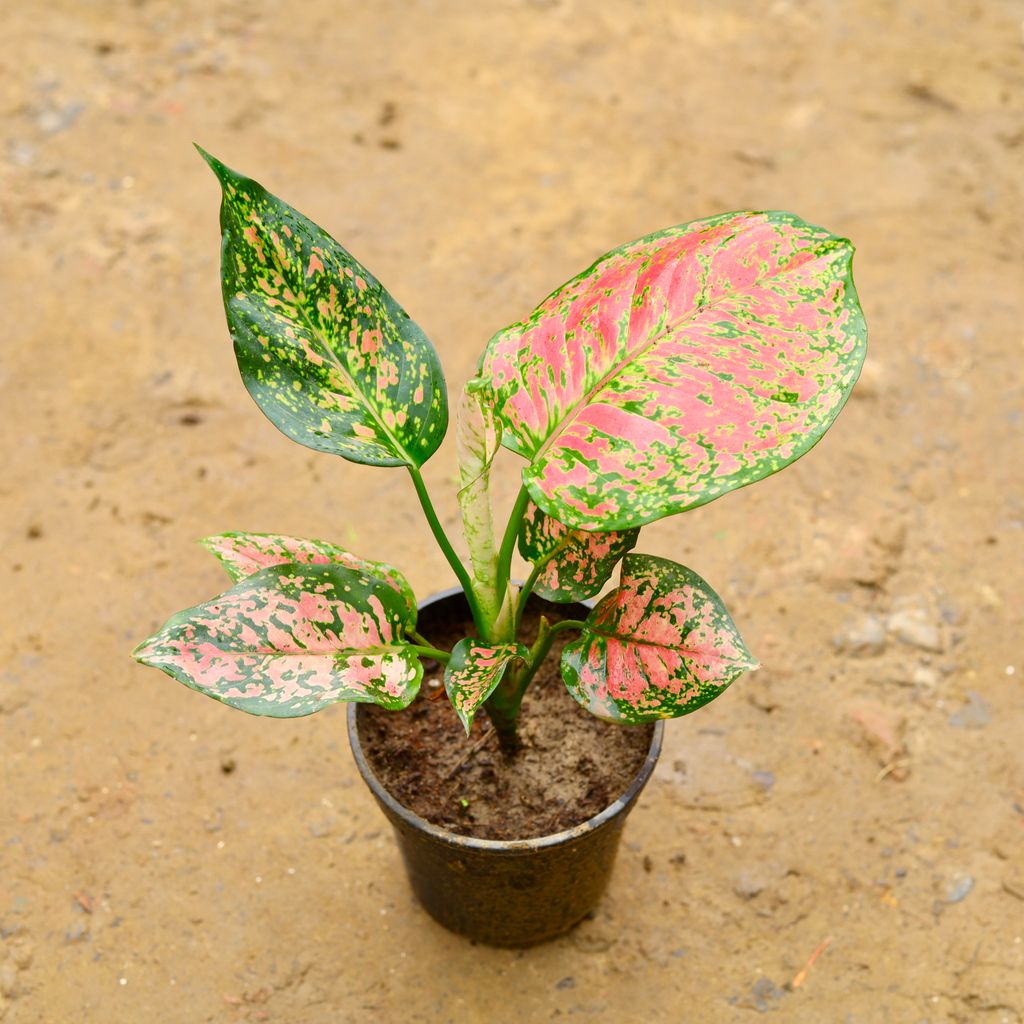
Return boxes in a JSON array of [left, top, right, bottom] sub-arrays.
[[130, 637, 157, 665], [193, 144, 235, 187], [193, 141, 216, 167], [196, 534, 237, 577]]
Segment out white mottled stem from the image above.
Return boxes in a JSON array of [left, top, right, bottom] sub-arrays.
[[456, 383, 504, 635]]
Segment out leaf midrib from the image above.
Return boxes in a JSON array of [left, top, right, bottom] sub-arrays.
[[155, 642, 414, 660], [240, 201, 416, 467], [530, 230, 842, 462], [583, 622, 748, 666]]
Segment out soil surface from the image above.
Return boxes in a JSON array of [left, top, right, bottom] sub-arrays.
[[360, 596, 652, 840], [2, 2, 1023, 1022]]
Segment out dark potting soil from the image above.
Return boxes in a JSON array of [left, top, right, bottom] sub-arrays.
[[359, 593, 654, 841]]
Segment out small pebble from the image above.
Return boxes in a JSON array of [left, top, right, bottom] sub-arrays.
[[887, 598, 944, 653], [307, 818, 333, 839], [8, 141, 35, 167], [911, 665, 938, 690], [0, 962, 17, 998], [948, 692, 991, 730], [745, 977, 785, 1012], [944, 872, 975, 904], [734, 871, 766, 899], [37, 101, 86, 135], [834, 614, 886, 657]]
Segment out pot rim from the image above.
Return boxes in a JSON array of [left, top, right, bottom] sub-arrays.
[[346, 585, 664, 853]]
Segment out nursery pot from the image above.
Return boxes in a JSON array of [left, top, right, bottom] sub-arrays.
[[346, 587, 664, 948]]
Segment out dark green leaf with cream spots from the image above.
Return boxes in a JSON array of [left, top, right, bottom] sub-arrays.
[[199, 148, 447, 468]]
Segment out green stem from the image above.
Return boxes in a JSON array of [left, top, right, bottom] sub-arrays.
[[510, 618, 585, 708], [495, 485, 530, 614], [407, 466, 486, 633], [483, 700, 520, 754], [408, 628, 434, 649], [409, 645, 450, 664], [547, 617, 586, 634], [513, 560, 545, 632], [484, 616, 586, 754]]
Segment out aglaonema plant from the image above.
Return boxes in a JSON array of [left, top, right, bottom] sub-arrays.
[[133, 148, 866, 754]]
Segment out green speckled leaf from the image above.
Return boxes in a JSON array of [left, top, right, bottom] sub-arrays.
[[561, 553, 757, 724], [444, 639, 529, 735], [199, 147, 447, 468], [518, 500, 638, 602], [133, 563, 420, 717], [478, 211, 866, 530]]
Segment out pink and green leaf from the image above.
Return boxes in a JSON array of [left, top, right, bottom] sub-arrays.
[[477, 211, 867, 530], [444, 639, 529, 734], [133, 564, 421, 717], [198, 147, 447, 469], [561, 553, 758, 724], [518, 500, 639, 602], [200, 531, 415, 620]]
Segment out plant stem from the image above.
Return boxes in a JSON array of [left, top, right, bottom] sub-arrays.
[[541, 617, 587, 636], [408, 628, 435, 649], [409, 645, 451, 664], [484, 617, 586, 753], [483, 700, 521, 754], [455, 391, 502, 629], [513, 560, 545, 632], [407, 466, 486, 633], [495, 485, 530, 619], [509, 618, 585, 709]]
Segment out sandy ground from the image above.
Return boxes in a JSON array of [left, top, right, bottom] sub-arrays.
[[2, 1, 1023, 1020]]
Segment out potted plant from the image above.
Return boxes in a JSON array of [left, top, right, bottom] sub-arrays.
[[133, 149, 866, 946]]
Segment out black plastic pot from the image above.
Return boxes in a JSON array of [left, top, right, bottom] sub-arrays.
[[346, 588, 664, 948]]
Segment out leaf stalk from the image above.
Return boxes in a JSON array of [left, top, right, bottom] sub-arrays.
[[407, 466, 487, 633], [410, 645, 451, 664], [494, 485, 530, 631]]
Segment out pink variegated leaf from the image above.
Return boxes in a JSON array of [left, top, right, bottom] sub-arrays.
[[200, 531, 415, 620], [518, 499, 638, 602], [478, 211, 866, 530], [198, 148, 447, 469], [444, 639, 529, 734], [561, 553, 757, 724], [133, 564, 421, 717]]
